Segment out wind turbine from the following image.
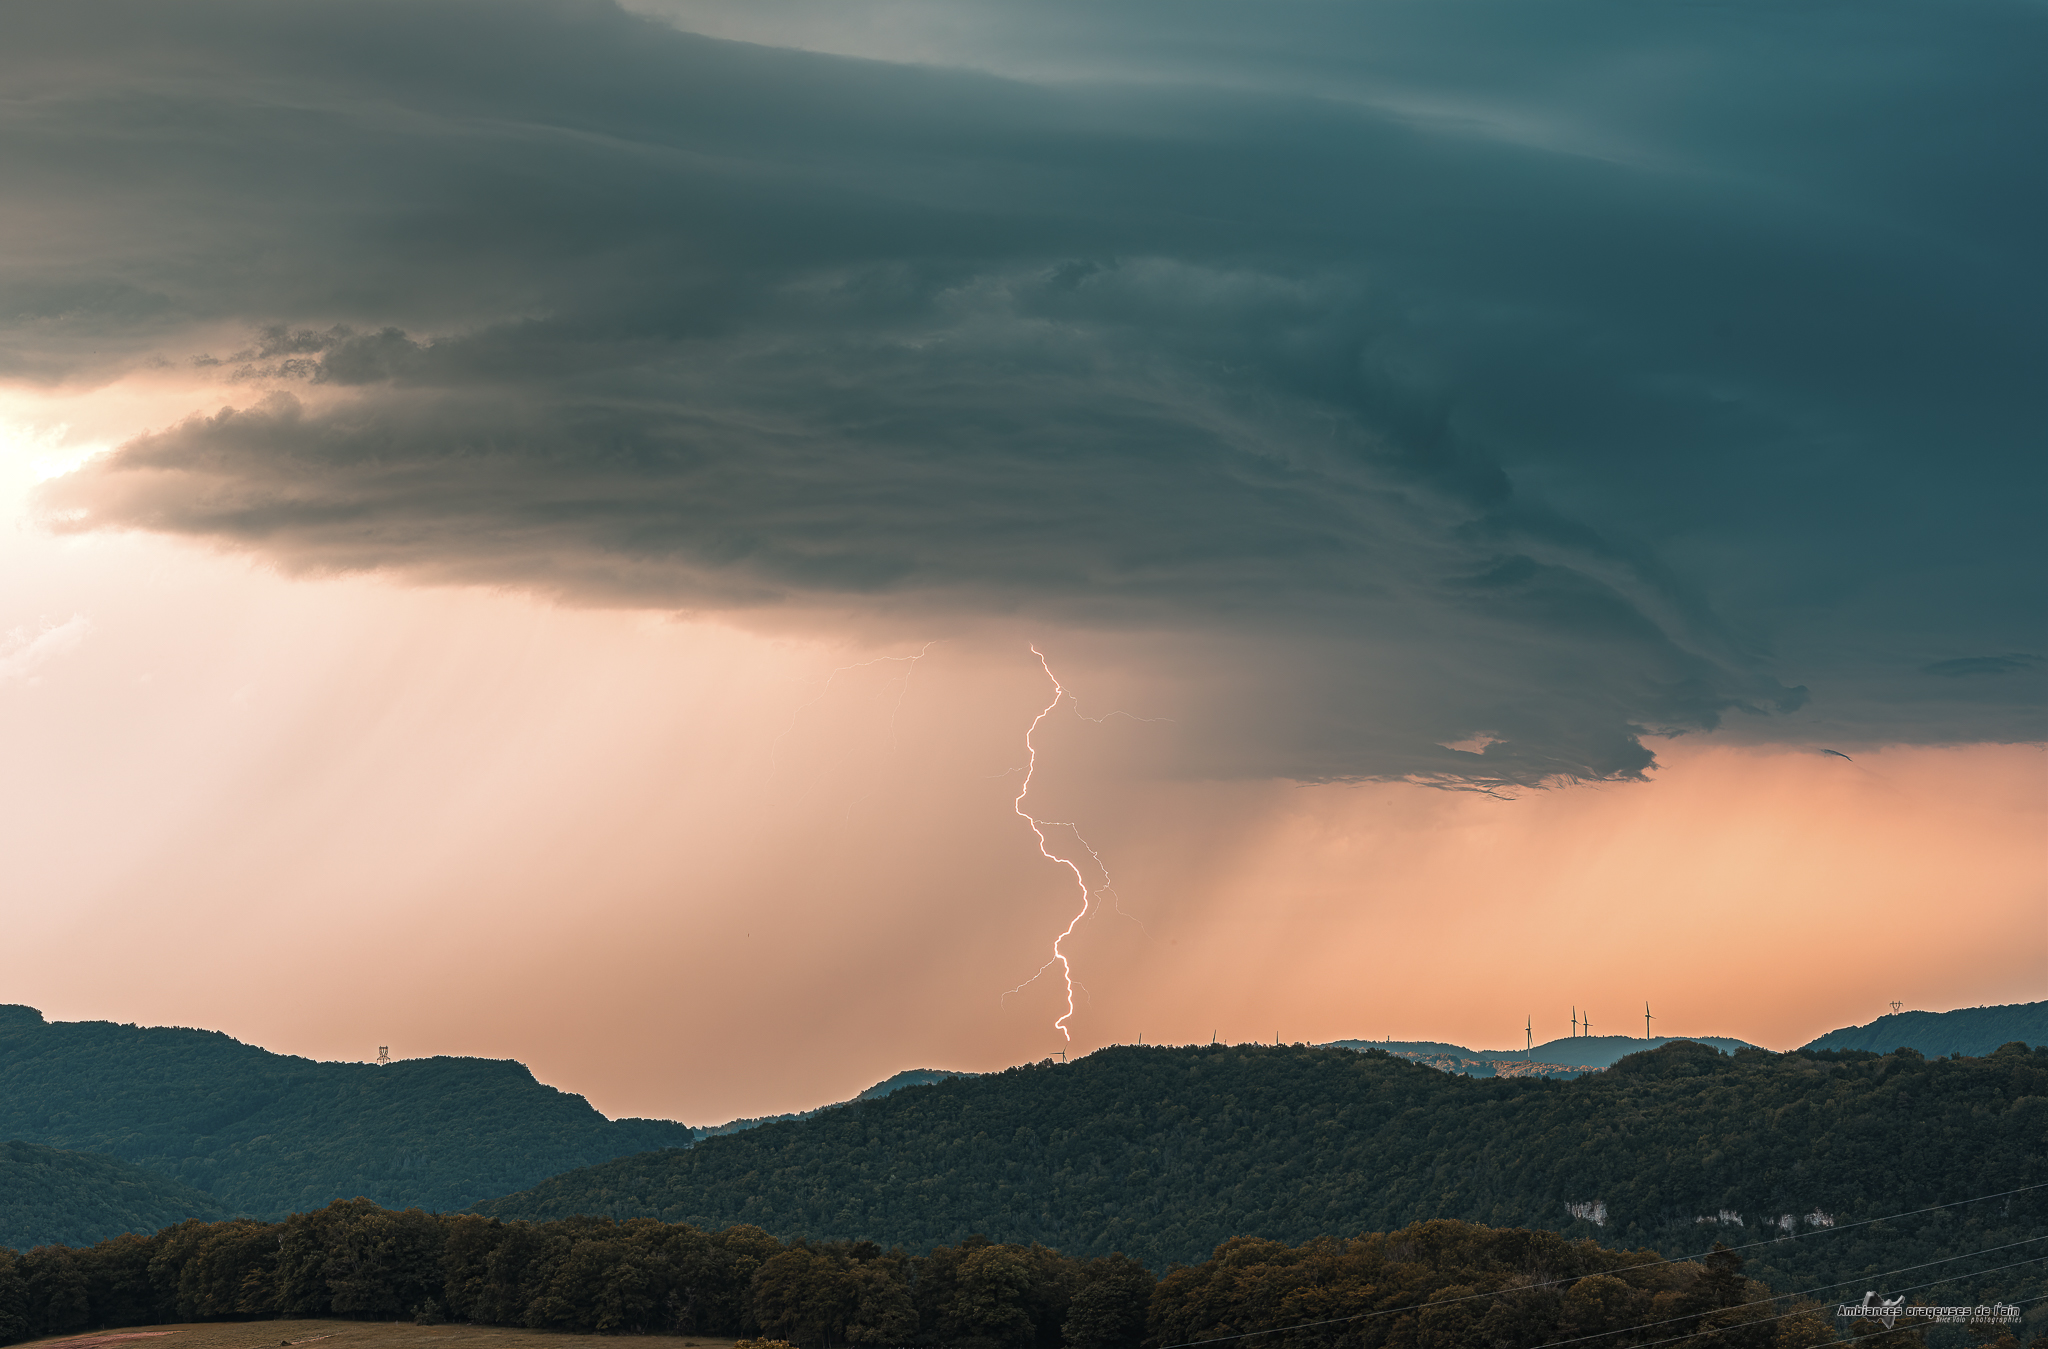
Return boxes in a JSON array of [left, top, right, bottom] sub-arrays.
[[1526, 1015, 1533, 1063], [1645, 1002, 1655, 1041], [1571, 1006, 1579, 1037]]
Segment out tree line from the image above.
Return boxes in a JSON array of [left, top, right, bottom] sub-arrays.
[[0, 1204, 1959, 1349]]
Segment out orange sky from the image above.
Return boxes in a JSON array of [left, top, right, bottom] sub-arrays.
[[2, 398, 2040, 1121], [0, 0, 2041, 1142]]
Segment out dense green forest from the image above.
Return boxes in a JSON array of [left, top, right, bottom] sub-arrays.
[[1801, 1003, 2048, 1060], [0, 1004, 693, 1218], [1, 1205, 1963, 1348], [0, 1141, 226, 1251], [477, 1040, 2048, 1302]]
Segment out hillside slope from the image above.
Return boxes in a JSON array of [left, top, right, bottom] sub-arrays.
[[1478, 1035, 1759, 1068], [1801, 1000, 2047, 1058], [475, 1039, 2048, 1291], [0, 1139, 228, 1250], [0, 1005, 694, 1217], [698, 1068, 974, 1139], [1326, 1035, 1759, 1075]]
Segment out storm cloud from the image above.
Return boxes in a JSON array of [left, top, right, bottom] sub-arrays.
[[11, 0, 2042, 784]]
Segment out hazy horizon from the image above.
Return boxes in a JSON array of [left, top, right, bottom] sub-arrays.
[[4, 983, 2033, 1127]]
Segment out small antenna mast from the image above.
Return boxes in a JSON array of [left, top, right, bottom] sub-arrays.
[[375, 1046, 390, 1066]]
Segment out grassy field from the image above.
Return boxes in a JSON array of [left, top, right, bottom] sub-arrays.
[[22, 1325, 741, 1349]]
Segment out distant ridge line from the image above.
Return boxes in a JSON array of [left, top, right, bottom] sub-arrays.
[[1799, 1000, 2046, 1059], [1323, 1034, 1760, 1073]]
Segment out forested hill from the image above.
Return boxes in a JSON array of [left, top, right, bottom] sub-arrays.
[[1801, 1000, 2047, 1058], [697, 1069, 974, 1139], [476, 1039, 2048, 1292], [0, 1004, 694, 1217], [1325, 1035, 1758, 1074], [0, 1140, 227, 1251], [1473, 1036, 1760, 1068]]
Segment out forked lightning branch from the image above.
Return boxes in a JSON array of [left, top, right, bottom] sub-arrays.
[[1005, 645, 1127, 1043]]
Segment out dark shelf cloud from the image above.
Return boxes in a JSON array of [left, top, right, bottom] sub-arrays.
[[13, 0, 2042, 785]]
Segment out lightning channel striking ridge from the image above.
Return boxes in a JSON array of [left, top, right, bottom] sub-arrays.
[[1011, 644, 1117, 1041]]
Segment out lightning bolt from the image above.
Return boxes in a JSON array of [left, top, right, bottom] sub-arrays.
[[1006, 644, 1126, 1042]]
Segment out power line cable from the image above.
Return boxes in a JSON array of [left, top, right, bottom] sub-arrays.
[[1523, 1252, 2048, 1349], [1523, 1248, 2048, 1349], [1655, 1181, 2045, 1264], [1152, 1188, 2048, 1349], [1168, 1244, 2045, 1349]]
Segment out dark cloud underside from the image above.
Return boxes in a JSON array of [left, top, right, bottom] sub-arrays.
[[10, 0, 2043, 782]]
